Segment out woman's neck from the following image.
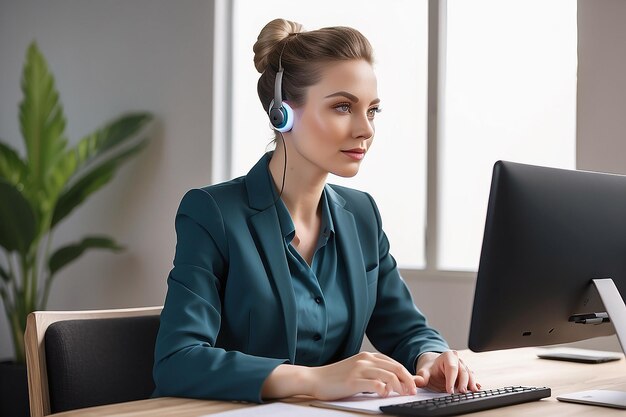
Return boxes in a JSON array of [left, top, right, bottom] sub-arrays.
[[268, 143, 327, 224]]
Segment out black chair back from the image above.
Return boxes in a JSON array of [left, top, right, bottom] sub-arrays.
[[44, 315, 160, 413]]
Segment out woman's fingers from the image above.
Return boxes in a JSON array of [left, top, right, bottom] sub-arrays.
[[442, 351, 460, 393], [369, 352, 417, 394], [455, 360, 470, 393], [353, 379, 389, 397], [414, 351, 481, 395], [361, 367, 406, 396], [466, 363, 480, 392], [414, 368, 429, 388], [397, 351, 486, 395]]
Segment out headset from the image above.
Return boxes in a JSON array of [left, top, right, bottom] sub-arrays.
[[267, 41, 293, 206], [267, 45, 294, 133]]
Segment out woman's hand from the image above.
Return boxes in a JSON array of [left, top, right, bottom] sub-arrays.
[[262, 351, 418, 401], [414, 351, 481, 394], [306, 351, 418, 400]]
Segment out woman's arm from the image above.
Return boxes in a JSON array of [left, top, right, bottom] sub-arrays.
[[153, 189, 287, 403]]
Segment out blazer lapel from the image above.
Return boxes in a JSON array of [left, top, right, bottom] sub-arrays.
[[245, 153, 297, 363], [326, 186, 369, 356]]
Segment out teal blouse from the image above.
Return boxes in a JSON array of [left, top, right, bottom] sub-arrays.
[[275, 190, 351, 366]]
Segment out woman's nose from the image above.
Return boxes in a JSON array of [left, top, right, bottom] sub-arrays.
[[352, 113, 375, 139]]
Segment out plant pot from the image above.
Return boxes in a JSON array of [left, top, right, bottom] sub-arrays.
[[0, 360, 30, 417]]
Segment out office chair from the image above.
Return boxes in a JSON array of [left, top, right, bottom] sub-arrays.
[[24, 306, 162, 417]]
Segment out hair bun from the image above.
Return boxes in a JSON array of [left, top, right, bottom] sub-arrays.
[[253, 18, 304, 73]]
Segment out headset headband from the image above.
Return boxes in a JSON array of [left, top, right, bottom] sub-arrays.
[[268, 40, 294, 132]]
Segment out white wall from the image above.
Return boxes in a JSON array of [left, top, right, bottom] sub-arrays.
[[1, 0, 626, 360], [0, 0, 214, 359], [577, 0, 626, 175]]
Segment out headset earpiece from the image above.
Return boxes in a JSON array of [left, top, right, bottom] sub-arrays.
[[268, 100, 293, 133]]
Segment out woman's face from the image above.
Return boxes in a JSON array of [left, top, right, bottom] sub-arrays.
[[288, 59, 380, 178]]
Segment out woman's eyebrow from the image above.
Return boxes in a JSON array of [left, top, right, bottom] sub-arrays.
[[324, 91, 359, 102]]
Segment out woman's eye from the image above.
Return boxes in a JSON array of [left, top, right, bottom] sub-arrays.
[[367, 106, 381, 119], [334, 103, 351, 113]]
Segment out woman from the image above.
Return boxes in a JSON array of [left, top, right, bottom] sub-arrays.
[[153, 18, 479, 403]]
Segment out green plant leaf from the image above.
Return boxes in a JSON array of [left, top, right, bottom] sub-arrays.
[[47, 113, 152, 226], [48, 235, 124, 277], [51, 137, 149, 227], [19, 41, 68, 208], [44, 148, 78, 208], [0, 179, 36, 255], [49, 113, 152, 228], [74, 113, 152, 170], [0, 142, 27, 186]]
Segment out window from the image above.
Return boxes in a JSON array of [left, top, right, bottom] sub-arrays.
[[439, 0, 577, 270], [218, 0, 577, 272]]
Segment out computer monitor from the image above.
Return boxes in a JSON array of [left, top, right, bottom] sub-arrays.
[[468, 160, 626, 408]]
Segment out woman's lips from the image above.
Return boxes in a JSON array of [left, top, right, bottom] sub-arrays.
[[341, 149, 366, 160]]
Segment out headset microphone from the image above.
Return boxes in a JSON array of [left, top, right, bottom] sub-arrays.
[[268, 45, 294, 132]]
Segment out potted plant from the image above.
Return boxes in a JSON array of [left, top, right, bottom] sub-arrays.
[[0, 42, 152, 416]]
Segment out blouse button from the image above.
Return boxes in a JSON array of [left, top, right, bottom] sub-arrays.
[[314, 296, 322, 304], [313, 333, 322, 341]]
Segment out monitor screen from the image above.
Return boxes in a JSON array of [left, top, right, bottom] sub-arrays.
[[469, 161, 626, 352]]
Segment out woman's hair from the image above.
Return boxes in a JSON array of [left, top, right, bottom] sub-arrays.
[[253, 18, 374, 113]]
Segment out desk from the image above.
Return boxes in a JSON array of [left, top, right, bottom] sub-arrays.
[[49, 347, 626, 417]]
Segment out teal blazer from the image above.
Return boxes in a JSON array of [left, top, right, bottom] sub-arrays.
[[153, 152, 448, 403]]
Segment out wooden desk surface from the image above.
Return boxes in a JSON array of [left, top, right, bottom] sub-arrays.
[[49, 347, 626, 417]]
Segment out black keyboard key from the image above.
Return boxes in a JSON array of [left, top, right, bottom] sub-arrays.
[[380, 386, 551, 416]]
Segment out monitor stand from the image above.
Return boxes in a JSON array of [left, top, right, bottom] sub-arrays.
[[557, 278, 626, 409]]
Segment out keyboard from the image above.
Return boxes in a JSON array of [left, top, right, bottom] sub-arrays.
[[379, 386, 551, 416]]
